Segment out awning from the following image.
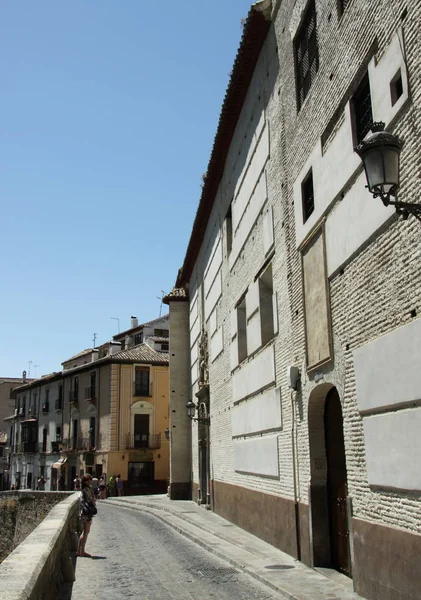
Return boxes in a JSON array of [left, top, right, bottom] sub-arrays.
[[52, 457, 68, 469]]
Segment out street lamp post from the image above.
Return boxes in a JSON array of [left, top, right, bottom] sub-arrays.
[[355, 122, 421, 222], [186, 400, 210, 424]]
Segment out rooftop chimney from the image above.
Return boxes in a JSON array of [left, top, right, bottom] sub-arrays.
[[22, 370, 27, 383], [130, 316, 138, 329]]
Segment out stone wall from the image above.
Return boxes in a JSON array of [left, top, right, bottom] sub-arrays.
[[0, 491, 72, 563]]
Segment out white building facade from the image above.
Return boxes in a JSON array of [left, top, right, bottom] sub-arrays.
[[167, 1, 421, 599]]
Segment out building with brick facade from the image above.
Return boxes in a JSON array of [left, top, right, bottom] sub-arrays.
[[165, 1, 421, 599]]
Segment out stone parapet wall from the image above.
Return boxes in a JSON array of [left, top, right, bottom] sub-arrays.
[[0, 492, 79, 600]]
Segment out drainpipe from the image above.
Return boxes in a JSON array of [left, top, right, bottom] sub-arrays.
[[291, 391, 301, 561]]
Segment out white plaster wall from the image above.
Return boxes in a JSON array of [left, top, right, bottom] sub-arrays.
[[354, 317, 421, 413], [234, 435, 279, 477], [232, 344, 275, 403], [263, 205, 274, 255], [204, 271, 222, 321], [232, 387, 281, 437], [204, 238, 222, 298], [325, 172, 394, 276], [210, 327, 224, 363], [209, 308, 217, 337], [230, 172, 268, 270], [369, 29, 409, 126], [363, 407, 421, 491]]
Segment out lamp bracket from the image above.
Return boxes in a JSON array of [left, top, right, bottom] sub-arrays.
[[370, 187, 421, 222]]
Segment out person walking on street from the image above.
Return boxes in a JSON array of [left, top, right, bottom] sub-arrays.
[[77, 474, 96, 558], [98, 475, 107, 499], [116, 474, 124, 496], [91, 474, 99, 498]]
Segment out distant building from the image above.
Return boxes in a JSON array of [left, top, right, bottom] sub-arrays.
[[7, 316, 170, 495], [113, 315, 169, 352]]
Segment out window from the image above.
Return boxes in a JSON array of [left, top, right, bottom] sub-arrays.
[[56, 385, 63, 410], [259, 264, 275, 345], [72, 419, 78, 449], [134, 333, 143, 345], [42, 389, 49, 413], [294, 0, 319, 109], [154, 329, 168, 337], [161, 343, 169, 351], [56, 426, 62, 441], [42, 428, 47, 453], [89, 417, 96, 449], [21, 396, 26, 416], [237, 297, 248, 363], [390, 69, 403, 106], [352, 72, 373, 143], [302, 170, 315, 223], [73, 377, 79, 402], [225, 204, 233, 256], [134, 367, 150, 396]]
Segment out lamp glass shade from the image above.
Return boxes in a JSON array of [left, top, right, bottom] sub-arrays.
[[363, 145, 400, 195], [186, 401, 196, 418]]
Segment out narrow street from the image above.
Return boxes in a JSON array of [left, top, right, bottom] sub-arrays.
[[64, 502, 283, 600]]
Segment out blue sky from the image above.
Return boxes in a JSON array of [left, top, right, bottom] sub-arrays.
[[0, 0, 253, 378]]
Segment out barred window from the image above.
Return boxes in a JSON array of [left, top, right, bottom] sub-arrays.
[[294, 0, 319, 110], [352, 73, 373, 143]]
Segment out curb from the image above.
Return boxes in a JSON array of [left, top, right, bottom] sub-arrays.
[[105, 498, 301, 600]]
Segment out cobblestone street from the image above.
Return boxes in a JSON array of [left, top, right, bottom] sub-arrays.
[[64, 502, 282, 600]]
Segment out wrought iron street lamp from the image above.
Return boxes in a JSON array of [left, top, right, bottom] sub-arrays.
[[355, 122, 421, 222], [186, 400, 210, 424], [164, 428, 170, 441]]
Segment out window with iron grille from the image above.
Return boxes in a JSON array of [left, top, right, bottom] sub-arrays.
[[302, 170, 315, 223], [135, 367, 150, 396], [154, 329, 168, 337], [352, 73, 373, 143], [294, 0, 319, 110], [134, 333, 143, 345]]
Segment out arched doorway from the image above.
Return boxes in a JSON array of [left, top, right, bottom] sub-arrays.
[[308, 384, 351, 576]]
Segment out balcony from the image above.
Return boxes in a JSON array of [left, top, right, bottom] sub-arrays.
[[84, 386, 97, 401], [125, 433, 161, 450], [68, 391, 78, 404], [16, 441, 37, 453], [133, 383, 151, 397], [61, 437, 96, 452]]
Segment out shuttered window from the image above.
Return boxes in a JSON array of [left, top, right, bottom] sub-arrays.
[[294, 0, 319, 110]]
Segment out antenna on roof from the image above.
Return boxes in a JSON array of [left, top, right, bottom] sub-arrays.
[[110, 317, 120, 333], [157, 290, 166, 317]]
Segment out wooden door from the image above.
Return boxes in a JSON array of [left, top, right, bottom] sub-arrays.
[[324, 388, 350, 576]]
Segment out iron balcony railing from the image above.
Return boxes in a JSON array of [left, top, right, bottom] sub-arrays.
[[61, 437, 96, 452], [125, 433, 161, 450], [15, 441, 37, 453], [84, 386, 97, 401]]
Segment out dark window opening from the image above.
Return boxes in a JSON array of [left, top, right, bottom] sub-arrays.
[[225, 204, 233, 255], [390, 69, 403, 106], [302, 170, 315, 223], [42, 428, 47, 453], [154, 329, 168, 337], [134, 333, 143, 345], [237, 297, 248, 363], [294, 0, 319, 110], [352, 72, 373, 143], [134, 368, 150, 397], [89, 417, 96, 449]]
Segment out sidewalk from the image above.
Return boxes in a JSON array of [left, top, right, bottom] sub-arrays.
[[104, 495, 364, 600]]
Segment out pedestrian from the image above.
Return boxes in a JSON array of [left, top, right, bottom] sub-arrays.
[[37, 476, 46, 490], [108, 475, 115, 497], [91, 474, 99, 498], [74, 475, 81, 491], [77, 474, 96, 558], [98, 475, 107, 500], [116, 474, 124, 496]]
